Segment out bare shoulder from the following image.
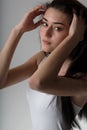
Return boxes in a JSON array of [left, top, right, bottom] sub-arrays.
[[24, 50, 45, 66], [3, 51, 45, 88], [37, 51, 46, 64]]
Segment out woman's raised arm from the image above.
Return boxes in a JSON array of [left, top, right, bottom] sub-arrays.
[[0, 5, 45, 88], [29, 13, 87, 96]]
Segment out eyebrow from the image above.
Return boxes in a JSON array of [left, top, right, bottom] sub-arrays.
[[43, 17, 64, 26]]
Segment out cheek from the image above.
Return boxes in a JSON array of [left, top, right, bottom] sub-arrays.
[[39, 27, 44, 38], [53, 31, 69, 47], [56, 31, 69, 42]]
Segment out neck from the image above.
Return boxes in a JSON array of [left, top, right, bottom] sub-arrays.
[[43, 51, 51, 57]]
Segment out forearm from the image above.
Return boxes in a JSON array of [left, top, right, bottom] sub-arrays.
[[0, 5, 45, 87], [37, 12, 86, 81], [29, 36, 78, 88], [0, 26, 23, 86], [40, 36, 78, 77]]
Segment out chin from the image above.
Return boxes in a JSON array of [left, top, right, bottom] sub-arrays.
[[42, 49, 51, 53], [41, 47, 53, 53]]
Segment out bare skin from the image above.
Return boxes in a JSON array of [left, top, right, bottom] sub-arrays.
[[0, 6, 87, 107]]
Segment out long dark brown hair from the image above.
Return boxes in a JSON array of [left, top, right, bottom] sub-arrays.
[[45, 0, 87, 129]]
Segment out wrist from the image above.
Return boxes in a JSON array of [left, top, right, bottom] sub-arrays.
[[66, 34, 79, 45], [13, 25, 24, 36]]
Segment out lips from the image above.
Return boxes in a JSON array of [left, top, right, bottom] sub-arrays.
[[42, 40, 50, 45]]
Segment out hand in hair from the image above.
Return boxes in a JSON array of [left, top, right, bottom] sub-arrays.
[[69, 12, 86, 43], [16, 5, 45, 33]]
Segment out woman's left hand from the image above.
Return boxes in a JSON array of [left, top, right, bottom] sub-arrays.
[[68, 12, 87, 43]]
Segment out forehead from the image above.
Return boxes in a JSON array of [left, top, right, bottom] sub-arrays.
[[44, 8, 71, 25]]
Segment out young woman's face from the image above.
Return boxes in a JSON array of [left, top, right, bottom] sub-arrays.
[[40, 7, 71, 52]]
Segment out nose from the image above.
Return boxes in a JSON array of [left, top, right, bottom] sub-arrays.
[[45, 26, 53, 37]]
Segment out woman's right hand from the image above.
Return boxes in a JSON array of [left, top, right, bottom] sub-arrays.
[[17, 5, 45, 33]]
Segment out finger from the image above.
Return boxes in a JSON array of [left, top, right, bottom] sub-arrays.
[[31, 7, 46, 17], [25, 6, 45, 20], [33, 10, 45, 17], [30, 5, 46, 13], [71, 13, 78, 27], [69, 13, 78, 36]]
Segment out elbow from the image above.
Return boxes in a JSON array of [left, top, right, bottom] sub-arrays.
[[29, 76, 43, 91]]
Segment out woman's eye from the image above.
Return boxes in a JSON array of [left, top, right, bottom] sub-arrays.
[[54, 27, 62, 31], [42, 22, 48, 27]]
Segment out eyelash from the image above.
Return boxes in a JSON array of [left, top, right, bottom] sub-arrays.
[[42, 22, 48, 27], [54, 27, 62, 31], [41, 22, 63, 32]]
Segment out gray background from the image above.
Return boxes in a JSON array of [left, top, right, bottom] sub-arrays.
[[0, 0, 87, 130]]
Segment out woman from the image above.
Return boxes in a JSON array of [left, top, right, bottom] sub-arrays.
[[0, 0, 87, 129]]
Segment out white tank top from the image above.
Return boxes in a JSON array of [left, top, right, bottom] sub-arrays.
[[26, 89, 63, 130], [26, 57, 63, 130], [26, 57, 82, 130]]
